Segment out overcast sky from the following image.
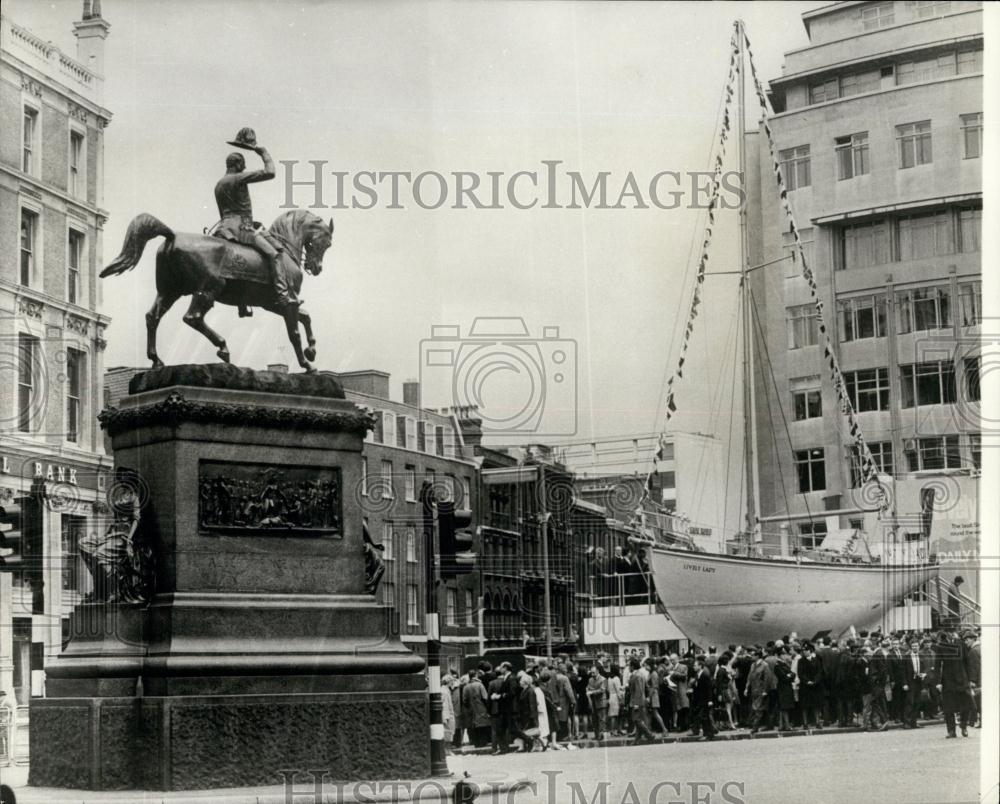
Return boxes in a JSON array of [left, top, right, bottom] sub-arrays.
[[16, 0, 838, 455]]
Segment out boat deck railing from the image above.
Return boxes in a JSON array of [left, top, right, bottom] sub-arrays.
[[589, 572, 662, 615]]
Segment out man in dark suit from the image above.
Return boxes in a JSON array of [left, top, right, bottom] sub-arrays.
[[888, 636, 906, 722], [869, 640, 891, 728], [733, 647, 754, 727], [935, 630, 973, 738], [963, 631, 981, 728], [900, 639, 926, 728], [815, 637, 838, 726], [626, 657, 655, 745], [834, 640, 857, 726], [690, 655, 718, 740], [488, 662, 513, 754]]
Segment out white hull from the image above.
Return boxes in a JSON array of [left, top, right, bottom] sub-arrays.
[[646, 546, 939, 647]]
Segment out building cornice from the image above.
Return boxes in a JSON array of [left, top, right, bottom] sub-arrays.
[[0, 278, 112, 328], [1, 163, 110, 223], [811, 192, 983, 227]]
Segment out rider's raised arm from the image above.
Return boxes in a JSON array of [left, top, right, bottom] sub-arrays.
[[240, 146, 276, 184]]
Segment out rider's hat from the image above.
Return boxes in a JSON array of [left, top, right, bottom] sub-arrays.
[[226, 127, 258, 150]]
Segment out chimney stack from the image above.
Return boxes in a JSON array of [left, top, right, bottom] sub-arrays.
[[73, 0, 110, 76], [266, 363, 289, 374], [402, 379, 421, 409]]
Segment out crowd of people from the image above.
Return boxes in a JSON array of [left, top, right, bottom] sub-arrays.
[[440, 626, 982, 753]]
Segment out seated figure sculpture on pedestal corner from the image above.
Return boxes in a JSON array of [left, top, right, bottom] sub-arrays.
[[79, 468, 155, 604], [363, 520, 386, 596]]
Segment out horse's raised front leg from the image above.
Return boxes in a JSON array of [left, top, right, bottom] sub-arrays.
[[298, 305, 317, 363], [145, 292, 179, 369], [282, 305, 312, 373], [183, 290, 230, 363]]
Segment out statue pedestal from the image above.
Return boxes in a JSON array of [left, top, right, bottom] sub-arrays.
[[29, 365, 428, 791]]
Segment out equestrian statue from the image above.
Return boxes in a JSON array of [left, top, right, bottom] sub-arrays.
[[100, 128, 333, 372]]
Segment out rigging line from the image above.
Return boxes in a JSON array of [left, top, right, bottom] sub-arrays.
[[748, 280, 803, 527], [651, 25, 737, 433]]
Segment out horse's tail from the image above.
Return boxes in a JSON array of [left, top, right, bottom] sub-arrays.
[[100, 213, 174, 277]]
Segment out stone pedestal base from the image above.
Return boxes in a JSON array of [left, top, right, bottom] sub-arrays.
[[29, 687, 429, 791]]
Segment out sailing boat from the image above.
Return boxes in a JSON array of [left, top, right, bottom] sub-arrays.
[[638, 21, 943, 649]]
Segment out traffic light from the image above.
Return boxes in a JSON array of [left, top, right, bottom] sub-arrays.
[[0, 481, 45, 612], [436, 500, 476, 580]]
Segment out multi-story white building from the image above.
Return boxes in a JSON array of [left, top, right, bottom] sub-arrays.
[[745, 1, 982, 608], [0, 0, 113, 768]]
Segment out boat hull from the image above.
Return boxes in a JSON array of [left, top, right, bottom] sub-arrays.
[[646, 546, 939, 647]]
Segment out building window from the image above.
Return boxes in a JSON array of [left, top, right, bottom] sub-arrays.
[[844, 368, 890, 412], [897, 211, 953, 260], [395, 415, 406, 448], [23, 106, 38, 173], [896, 121, 932, 168], [965, 356, 980, 402], [404, 466, 416, 501], [793, 389, 822, 421], [20, 209, 38, 286], [835, 132, 869, 179], [18, 334, 39, 433], [435, 426, 445, 456], [465, 590, 475, 627], [959, 281, 982, 327], [808, 77, 838, 105], [382, 412, 396, 446], [956, 48, 983, 75], [61, 515, 87, 592], [839, 69, 880, 98], [361, 457, 368, 495], [417, 421, 427, 452], [778, 145, 810, 191], [897, 53, 958, 85], [66, 348, 84, 443], [960, 113, 983, 159], [897, 286, 950, 333], [861, 2, 894, 30], [906, 436, 961, 472], [838, 295, 886, 342], [68, 229, 85, 305], [381, 459, 394, 498], [900, 361, 957, 408], [382, 521, 394, 560], [782, 226, 814, 272], [787, 304, 819, 349], [970, 433, 981, 470], [798, 522, 828, 550], [794, 448, 826, 493], [406, 584, 419, 626], [836, 220, 889, 270], [958, 207, 981, 253], [848, 442, 894, 487], [382, 581, 395, 610], [915, 0, 951, 18], [405, 417, 417, 450], [69, 130, 85, 196], [446, 588, 457, 626], [406, 527, 416, 562]]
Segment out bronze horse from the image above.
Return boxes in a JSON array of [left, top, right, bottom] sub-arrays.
[[100, 210, 333, 372]]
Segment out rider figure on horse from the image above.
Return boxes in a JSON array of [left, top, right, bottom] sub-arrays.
[[214, 128, 296, 311]]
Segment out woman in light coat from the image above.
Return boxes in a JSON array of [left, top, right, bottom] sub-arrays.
[[533, 676, 550, 750], [607, 666, 623, 734], [441, 674, 457, 751]]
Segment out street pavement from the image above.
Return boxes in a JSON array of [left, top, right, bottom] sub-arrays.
[[449, 726, 982, 804]]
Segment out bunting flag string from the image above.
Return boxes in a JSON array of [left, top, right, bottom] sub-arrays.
[[743, 32, 889, 511], [630, 22, 742, 527]]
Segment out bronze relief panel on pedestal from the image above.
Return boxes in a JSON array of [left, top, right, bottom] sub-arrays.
[[198, 460, 342, 536]]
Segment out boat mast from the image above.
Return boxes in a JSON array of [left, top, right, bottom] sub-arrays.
[[737, 19, 761, 543]]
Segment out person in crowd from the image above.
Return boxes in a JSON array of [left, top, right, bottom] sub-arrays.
[[607, 664, 624, 735], [797, 642, 824, 729], [463, 669, 492, 747], [836, 640, 860, 727], [627, 656, 655, 745], [869, 639, 892, 728], [920, 638, 941, 718], [690, 654, 718, 740], [887, 636, 906, 723], [901, 639, 926, 729], [715, 651, 739, 730], [644, 658, 668, 735], [935, 629, 974, 738], [657, 657, 675, 732], [533, 674, 551, 751], [763, 643, 780, 729], [857, 646, 887, 732], [746, 648, 776, 734], [547, 661, 576, 744], [733, 646, 754, 727], [773, 649, 797, 731], [488, 662, 512, 754], [513, 673, 540, 752], [441, 674, 457, 753], [571, 662, 590, 739], [816, 637, 838, 726], [612, 546, 631, 605], [668, 653, 690, 732], [963, 631, 981, 728], [586, 664, 609, 740]]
